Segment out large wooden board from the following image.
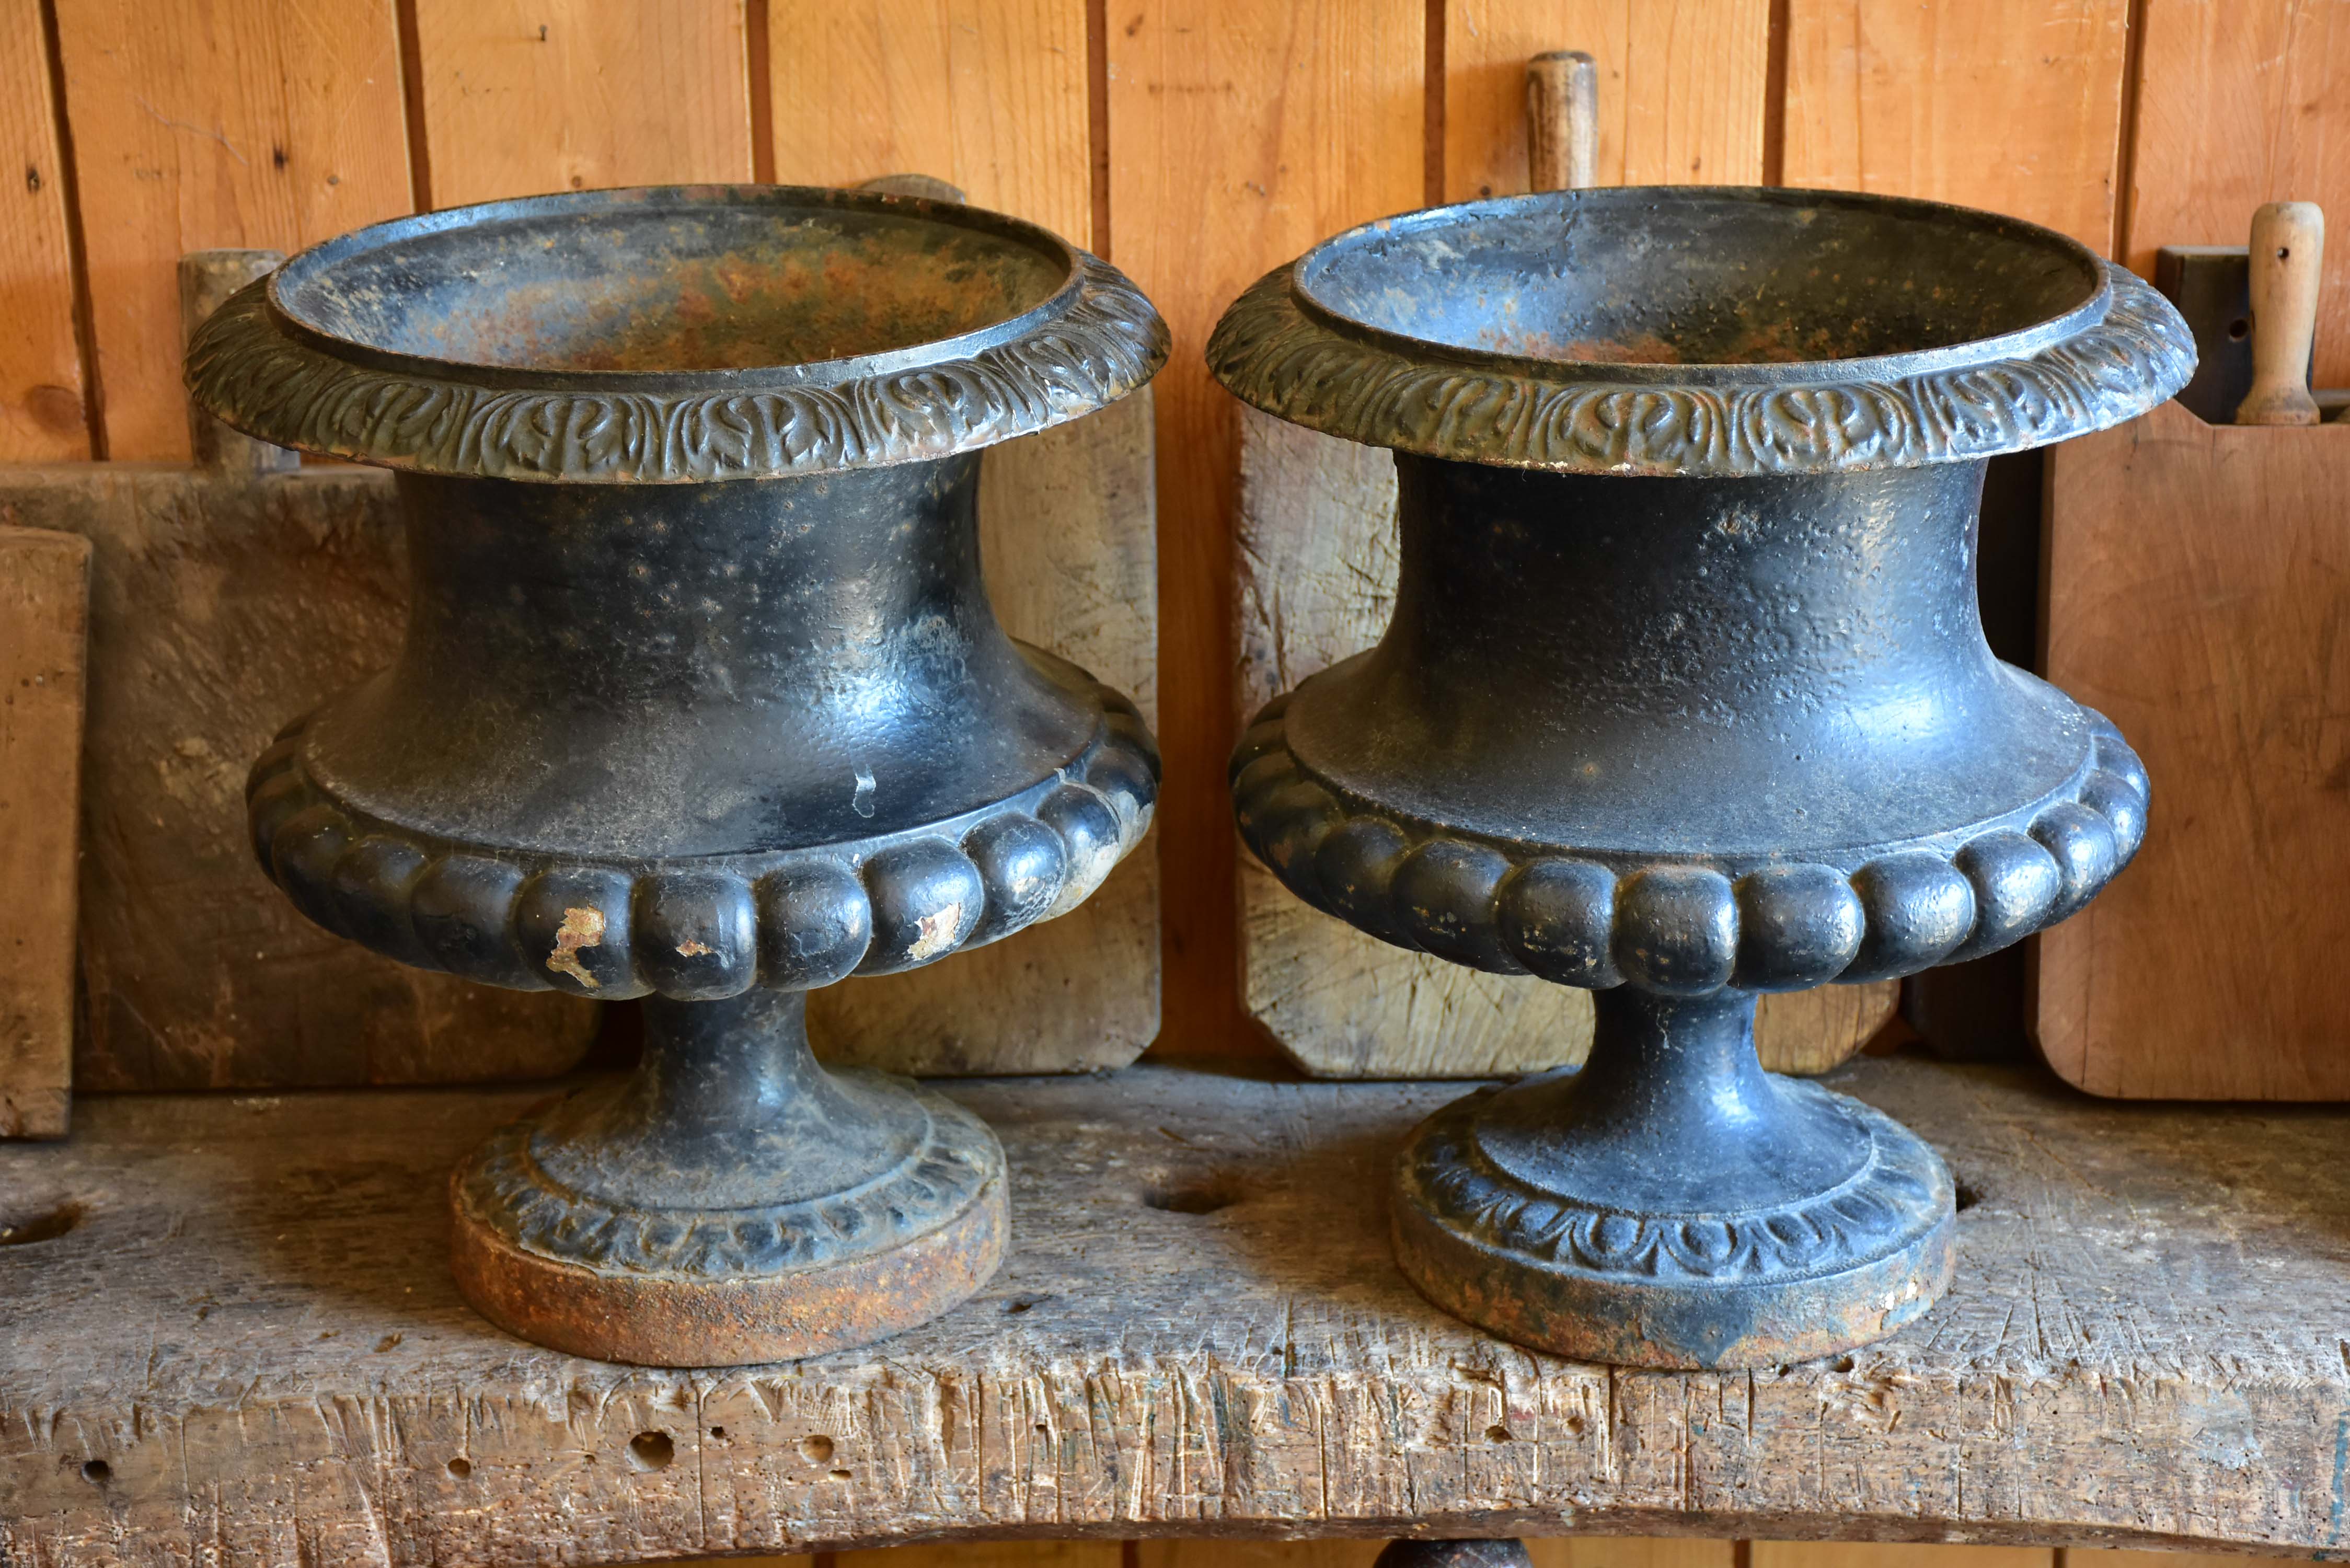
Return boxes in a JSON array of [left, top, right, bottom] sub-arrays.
[[1443, 0, 1769, 202], [2123, 0, 2350, 387], [0, 526, 87, 1137], [1234, 412, 1897, 1078], [5, 1058, 2349, 1562], [411, 0, 754, 207], [2038, 400, 2350, 1098], [1780, 0, 2132, 251], [1109, 0, 1426, 1058], [0, 1, 87, 461], [49, 0, 413, 460]]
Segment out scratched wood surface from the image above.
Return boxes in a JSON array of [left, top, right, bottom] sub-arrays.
[[5, 1057, 2348, 1563], [48, 0, 414, 460], [2038, 402, 2350, 1098], [0, 526, 88, 1137], [1780, 0, 2133, 250], [1234, 411, 1898, 1078], [1443, 0, 1770, 202]]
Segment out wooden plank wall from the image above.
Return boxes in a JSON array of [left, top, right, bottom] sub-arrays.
[[1, 3, 2341, 1554]]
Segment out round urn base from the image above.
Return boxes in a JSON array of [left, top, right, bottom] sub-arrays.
[[447, 990, 1007, 1366], [1390, 990, 1954, 1370]]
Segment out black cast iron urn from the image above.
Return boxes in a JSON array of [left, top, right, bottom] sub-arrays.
[[1211, 188, 2192, 1368], [187, 185, 1167, 1365]]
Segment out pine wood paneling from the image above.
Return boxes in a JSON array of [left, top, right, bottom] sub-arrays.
[[0, 1, 86, 459], [50, 0, 412, 460], [1445, 0, 1769, 202], [2125, 0, 2350, 384], [1781, 0, 2132, 250], [1109, 0, 1424, 1056], [767, 0, 1090, 240], [413, 0, 753, 208]]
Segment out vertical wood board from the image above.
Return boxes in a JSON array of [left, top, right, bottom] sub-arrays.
[[1781, 0, 2132, 251], [1109, 0, 1425, 1058], [0, 1, 86, 460], [50, 0, 412, 459], [0, 526, 88, 1137], [1444, 0, 1769, 202], [2038, 400, 2350, 1098], [413, 0, 754, 207], [766, 0, 1091, 241], [2124, 0, 2350, 385]]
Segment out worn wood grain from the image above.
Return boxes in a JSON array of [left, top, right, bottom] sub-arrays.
[[1781, 0, 2132, 251], [766, 0, 1091, 241], [2038, 400, 2350, 1098], [2124, 0, 2350, 387], [6, 1057, 2346, 1562], [1110, 0, 1425, 1060], [50, 0, 412, 459], [1234, 411, 1896, 1078], [1444, 0, 1768, 203], [0, 526, 87, 1138], [815, 393, 1160, 1074], [412, 0, 754, 208], [0, 0, 86, 460]]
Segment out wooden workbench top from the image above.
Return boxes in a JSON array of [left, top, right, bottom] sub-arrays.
[[3, 1059, 2346, 1564]]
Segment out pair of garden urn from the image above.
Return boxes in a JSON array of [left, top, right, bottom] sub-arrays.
[[191, 182, 2187, 1369]]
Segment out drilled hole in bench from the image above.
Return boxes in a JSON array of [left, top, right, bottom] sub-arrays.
[[1955, 1181, 1983, 1213], [81, 1460, 109, 1484], [1, 1202, 82, 1247], [628, 1432, 673, 1471], [1144, 1181, 1240, 1217], [446, 1457, 471, 1479], [800, 1435, 834, 1465], [1486, 1424, 1513, 1443]]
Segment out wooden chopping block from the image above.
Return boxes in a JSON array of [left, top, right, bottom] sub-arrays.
[[0, 527, 89, 1136], [2040, 400, 2350, 1097], [0, 251, 1160, 1089], [1234, 410, 1897, 1077]]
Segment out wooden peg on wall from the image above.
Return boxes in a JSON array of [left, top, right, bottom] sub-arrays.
[[2236, 202, 2325, 426], [1526, 51, 1598, 192]]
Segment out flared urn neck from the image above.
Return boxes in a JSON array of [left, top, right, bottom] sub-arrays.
[[1284, 455, 2087, 862], [295, 457, 1094, 860]]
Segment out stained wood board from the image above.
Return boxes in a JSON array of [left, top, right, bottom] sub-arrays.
[[0, 526, 88, 1137], [1234, 412, 1896, 1078], [5, 1058, 2349, 1562], [2037, 400, 2350, 1098], [0, 1, 87, 462], [48, 0, 413, 460], [1443, 0, 1769, 202], [411, 0, 754, 207], [1108, 0, 1426, 1059], [1137, 1540, 1737, 1566], [2123, 0, 2350, 388], [1780, 0, 2132, 251]]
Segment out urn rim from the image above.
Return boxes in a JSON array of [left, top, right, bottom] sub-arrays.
[[186, 183, 1170, 482], [1208, 185, 2194, 476]]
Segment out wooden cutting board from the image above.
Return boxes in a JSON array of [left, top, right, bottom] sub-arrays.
[[1234, 410, 1897, 1078], [2038, 398, 2350, 1098]]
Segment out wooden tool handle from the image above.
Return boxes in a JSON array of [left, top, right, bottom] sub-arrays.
[[1526, 50, 1597, 191], [2235, 201, 2325, 426]]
